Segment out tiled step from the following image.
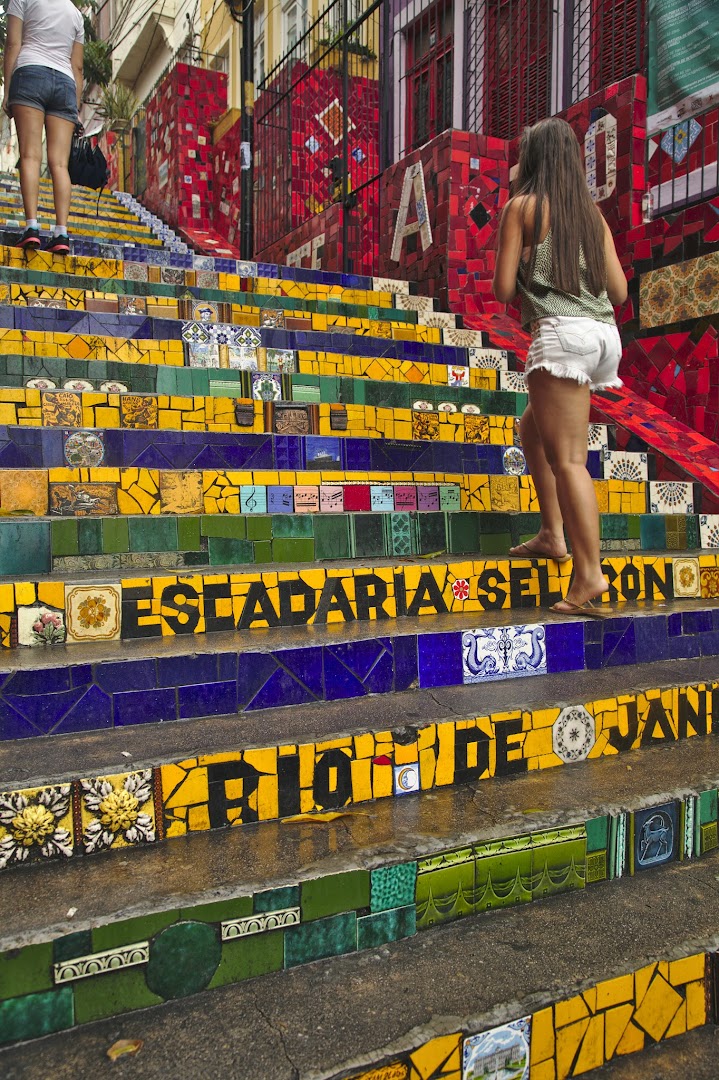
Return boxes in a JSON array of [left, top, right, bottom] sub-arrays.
[[589, 1026, 719, 1079], [0, 595, 716, 737], [0, 736, 716, 1057]]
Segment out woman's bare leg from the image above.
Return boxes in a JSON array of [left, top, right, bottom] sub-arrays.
[[13, 104, 45, 223], [45, 114, 75, 229], [526, 369, 608, 608], [509, 402, 568, 559]]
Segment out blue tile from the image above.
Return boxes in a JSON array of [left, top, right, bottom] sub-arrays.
[[392, 635, 418, 691], [95, 659, 157, 693], [584, 643, 604, 670], [634, 617, 669, 662], [237, 652, 279, 708], [245, 667, 318, 710], [362, 650, 395, 694], [3, 686, 87, 734], [545, 622, 585, 672], [326, 639, 385, 682], [602, 621, 636, 667], [667, 634, 702, 660], [322, 650, 367, 699], [274, 647, 324, 698], [114, 688, 177, 726], [683, 610, 713, 634], [178, 681, 237, 719], [668, 612, 683, 637], [0, 698, 39, 740], [417, 632, 463, 688], [157, 653, 219, 688], [699, 631, 719, 656], [3, 666, 72, 695], [55, 684, 113, 734]]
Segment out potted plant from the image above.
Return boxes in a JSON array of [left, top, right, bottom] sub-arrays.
[[98, 84, 139, 134]]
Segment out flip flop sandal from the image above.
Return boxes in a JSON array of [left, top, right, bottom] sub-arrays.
[[509, 542, 571, 564], [549, 600, 612, 620]]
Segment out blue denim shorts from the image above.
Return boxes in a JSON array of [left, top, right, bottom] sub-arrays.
[[9, 64, 78, 124]]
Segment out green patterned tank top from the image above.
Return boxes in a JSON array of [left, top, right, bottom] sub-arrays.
[[516, 230, 616, 329]]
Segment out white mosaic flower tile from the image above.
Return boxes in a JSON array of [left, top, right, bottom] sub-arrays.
[[552, 705, 596, 763], [499, 371, 527, 394], [394, 294, 435, 316], [468, 348, 508, 370], [66, 585, 121, 643], [372, 276, 410, 296], [700, 515, 719, 549], [587, 424, 610, 451], [602, 450, 648, 483], [443, 328, 485, 347], [462, 624, 546, 684], [649, 481, 694, 515], [423, 312, 457, 329]]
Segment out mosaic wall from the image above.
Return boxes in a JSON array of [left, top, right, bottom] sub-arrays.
[[2, 670, 718, 859], [0, 795, 713, 1053]]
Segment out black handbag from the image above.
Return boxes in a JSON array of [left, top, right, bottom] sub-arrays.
[[68, 135, 109, 192]]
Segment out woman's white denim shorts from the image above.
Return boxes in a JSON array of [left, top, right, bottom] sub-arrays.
[[525, 316, 623, 391]]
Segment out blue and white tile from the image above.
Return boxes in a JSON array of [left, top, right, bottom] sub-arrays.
[[469, 348, 508, 370], [649, 481, 694, 514], [462, 624, 546, 684], [499, 371, 527, 394], [699, 515, 719, 549], [602, 450, 648, 482]]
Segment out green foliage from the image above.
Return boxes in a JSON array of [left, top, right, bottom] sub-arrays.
[[98, 82, 138, 123], [0, 0, 111, 88]]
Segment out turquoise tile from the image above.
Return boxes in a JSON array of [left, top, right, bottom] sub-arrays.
[[128, 517, 178, 553], [357, 906, 416, 950], [370, 863, 417, 912], [0, 520, 50, 574], [208, 537, 254, 565], [284, 912, 357, 967], [254, 886, 300, 913], [0, 988, 74, 1045]]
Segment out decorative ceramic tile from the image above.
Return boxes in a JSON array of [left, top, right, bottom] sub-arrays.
[[293, 486, 320, 512], [25, 377, 57, 390], [423, 312, 456, 329], [462, 625, 546, 683], [552, 705, 596, 763], [463, 1017, 531, 1080], [0, 784, 73, 868], [634, 802, 677, 870], [448, 365, 469, 388], [121, 396, 159, 429], [228, 346, 257, 371], [80, 770, 156, 853], [660, 118, 701, 164], [42, 391, 82, 428], [649, 481, 694, 514], [54, 942, 149, 984], [468, 348, 508, 370], [17, 604, 66, 647], [118, 296, 147, 316], [50, 483, 117, 516], [189, 343, 220, 369], [64, 430, 105, 468], [372, 277, 410, 296], [221, 908, 300, 941], [253, 372, 282, 401], [99, 381, 128, 394], [673, 558, 700, 597], [503, 447, 526, 475], [196, 270, 220, 289], [63, 379, 94, 393], [393, 763, 420, 795], [124, 262, 149, 282], [192, 301, 219, 323], [464, 415, 490, 443], [394, 292, 434, 316], [412, 399, 434, 411], [412, 411, 440, 441], [274, 404, 311, 435], [461, 403, 481, 415], [159, 472, 203, 514], [29, 297, 67, 309], [699, 515, 719, 548], [443, 328, 485, 347], [66, 585, 121, 643], [587, 423, 610, 451], [499, 371, 527, 393], [207, 323, 241, 346], [182, 321, 211, 344], [266, 348, 297, 373], [260, 309, 285, 328], [161, 266, 185, 286], [235, 325, 262, 348], [603, 450, 648, 482], [438, 401, 458, 413]]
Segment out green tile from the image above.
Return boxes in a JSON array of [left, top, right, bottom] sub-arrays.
[[686, 515, 700, 548], [102, 517, 129, 554], [479, 533, 511, 555], [155, 366, 178, 395], [254, 886, 300, 913], [183, 551, 211, 566], [253, 540, 273, 563], [627, 515, 641, 539], [73, 967, 161, 1024], [0, 942, 53, 1001], [531, 827, 586, 899], [208, 537, 254, 565], [284, 912, 357, 967], [699, 790, 718, 825], [0, 520, 50, 575], [352, 514, 387, 558], [145, 922, 222, 1001], [448, 512, 480, 554], [300, 870, 370, 921], [247, 516, 272, 541], [474, 836, 532, 913], [53, 931, 93, 965], [364, 381, 410, 409], [177, 516, 202, 551], [77, 518, 102, 555], [600, 515, 628, 540], [209, 930, 284, 988], [0, 988, 74, 1044], [586, 815, 609, 852], [370, 863, 417, 912], [357, 906, 416, 950], [201, 516, 246, 539], [272, 538, 315, 563], [128, 517, 178, 552], [314, 514, 351, 560], [92, 910, 179, 952], [639, 514, 666, 549], [181, 896, 252, 924], [292, 384, 321, 403], [271, 514, 313, 538], [416, 512, 447, 555], [389, 512, 415, 557], [480, 512, 513, 534], [415, 848, 475, 929]]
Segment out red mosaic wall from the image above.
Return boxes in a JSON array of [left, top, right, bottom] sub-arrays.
[[142, 64, 228, 233]]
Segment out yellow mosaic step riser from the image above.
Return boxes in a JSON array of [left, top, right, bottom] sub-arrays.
[[0, 553, 707, 649], [0, 332, 499, 388], [343, 954, 708, 1080], [0, 390, 516, 444], [0, 284, 437, 340], [0, 248, 398, 306], [0, 468, 648, 518]]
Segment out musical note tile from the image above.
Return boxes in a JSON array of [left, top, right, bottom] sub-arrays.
[[320, 485, 344, 512], [394, 486, 418, 511], [267, 486, 295, 513], [417, 486, 440, 511], [370, 485, 395, 512], [439, 485, 462, 511], [240, 486, 267, 514], [293, 486, 320, 513]]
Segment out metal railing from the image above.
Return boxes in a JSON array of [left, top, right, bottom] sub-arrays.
[[568, 0, 645, 106]]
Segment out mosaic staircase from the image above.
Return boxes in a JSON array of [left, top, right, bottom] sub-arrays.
[[1, 174, 719, 1077]]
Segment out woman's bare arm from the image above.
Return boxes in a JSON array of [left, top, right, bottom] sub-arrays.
[[2, 15, 23, 115], [492, 197, 525, 304], [71, 40, 84, 112], [603, 216, 628, 305]]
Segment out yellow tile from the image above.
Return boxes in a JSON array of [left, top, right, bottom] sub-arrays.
[[14, 581, 36, 605], [574, 1013, 605, 1074], [555, 1017, 590, 1080], [632, 973, 683, 1041], [530, 1061, 555, 1080], [408, 1032, 461, 1079], [554, 994, 590, 1028], [596, 973, 634, 1011], [530, 1006, 555, 1065], [0, 469, 48, 515], [615, 1020, 644, 1056], [604, 1003, 636, 1060], [669, 953, 706, 987], [685, 979, 707, 1029], [37, 583, 64, 609]]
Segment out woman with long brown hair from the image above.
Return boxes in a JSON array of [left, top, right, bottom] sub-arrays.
[[493, 117, 628, 617]]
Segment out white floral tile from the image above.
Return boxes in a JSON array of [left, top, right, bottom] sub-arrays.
[[602, 450, 648, 482], [462, 624, 546, 684], [372, 276, 410, 295], [500, 371, 527, 394], [79, 770, 156, 854], [423, 312, 456, 329], [552, 705, 596, 763], [17, 604, 66, 647], [468, 348, 508, 370], [66, 585, 121, 643], [649, 481, 694, 514], [394, 294, 435, 317], [443, 328, 485, 347], [587, 424, 610, 451], [0, 784, 74, 867], [700, 515, 719, 549], [673, 557, 701, 597]]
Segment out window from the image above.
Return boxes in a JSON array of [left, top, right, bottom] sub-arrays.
[[589, 0, 645, 93], [283, 0, 308, 52], [405, 3, 454, 151], [484, 0, 553, 140], [254, 2, 266, 88]]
